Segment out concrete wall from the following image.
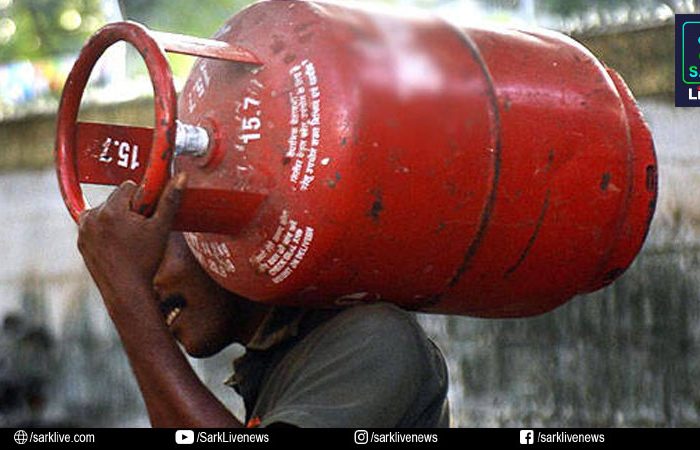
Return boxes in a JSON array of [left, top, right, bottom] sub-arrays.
[[0, 173, 246, 425]]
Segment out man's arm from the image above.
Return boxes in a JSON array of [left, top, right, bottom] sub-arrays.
[[77, 176, 243, 428]]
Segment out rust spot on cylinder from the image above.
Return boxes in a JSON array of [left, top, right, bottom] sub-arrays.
[[503, 96, 512, 111], [444, 181, 458, 196], [600, 172, 611, 191], [368, 189, 384, 222], [326, 173, 341, 189], [253, 12, 266, 25], [283, 53, 296, 64], [646, 165, 657, 192], [298, 33, 314, 44], [271, 38, 285, 54], [546, 149, 555, 168], [294, 22, 314, 33]]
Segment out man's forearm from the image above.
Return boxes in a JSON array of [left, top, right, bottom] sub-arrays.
[[105, 282, 243, 428]]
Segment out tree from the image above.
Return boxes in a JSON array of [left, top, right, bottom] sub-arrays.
[[0, 0, 105, 63], [0, 0, 255, 64], [117, 0, 253, 37]]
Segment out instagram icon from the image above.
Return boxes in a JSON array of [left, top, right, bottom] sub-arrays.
[[354, 430, 369, 445]]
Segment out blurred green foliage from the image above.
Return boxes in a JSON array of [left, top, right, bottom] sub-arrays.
[[0, 0, 254, 68], [0, 0, 106, 63], [118, 0, 253, 36], [118, 0, 254, 77]]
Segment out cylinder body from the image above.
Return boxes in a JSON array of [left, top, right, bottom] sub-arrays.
[[175, 0, 657, 317]]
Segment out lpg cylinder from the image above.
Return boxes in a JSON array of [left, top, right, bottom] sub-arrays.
[[56, 0, 657, 317]]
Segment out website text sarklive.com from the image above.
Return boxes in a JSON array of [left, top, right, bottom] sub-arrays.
[[23, 431, 95, 444]]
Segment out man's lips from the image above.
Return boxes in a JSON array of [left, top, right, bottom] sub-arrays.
[[159, 294, 187, 327]]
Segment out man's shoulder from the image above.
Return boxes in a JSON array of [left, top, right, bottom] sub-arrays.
[[300, 302, 441, 374], [313, 302, 427, 345], [246, 302, 450, 427]]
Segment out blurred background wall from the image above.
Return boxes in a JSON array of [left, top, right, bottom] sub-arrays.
[[1, 0, 699, 427]]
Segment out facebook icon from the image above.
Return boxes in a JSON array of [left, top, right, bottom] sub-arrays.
[[520, 430, 534, 445]]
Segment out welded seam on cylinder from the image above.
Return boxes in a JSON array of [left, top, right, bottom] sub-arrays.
[[591, 70, 636, 286], [444, 28, 503, 290], [595, 124, 635, 283], [506, 189, 551, 277]]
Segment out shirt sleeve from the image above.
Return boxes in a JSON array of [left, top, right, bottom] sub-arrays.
[[255, 304, 444, 428]]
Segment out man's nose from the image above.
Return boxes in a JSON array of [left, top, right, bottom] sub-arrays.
[[153, 254, 184, 292], [152, 265, 168, 295]]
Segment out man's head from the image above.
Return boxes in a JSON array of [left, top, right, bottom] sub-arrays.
[[153, 233, 269, 358]]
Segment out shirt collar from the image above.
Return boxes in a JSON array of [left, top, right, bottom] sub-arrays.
[[245, 306, 308, 351], [224, 306, 307, 391]]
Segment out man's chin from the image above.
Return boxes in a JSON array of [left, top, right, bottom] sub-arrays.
[[180, 337, 225, 359]]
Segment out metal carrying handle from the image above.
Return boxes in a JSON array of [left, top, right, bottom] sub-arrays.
[[56, 21, 176, 220], [55, 21, 262, 222]]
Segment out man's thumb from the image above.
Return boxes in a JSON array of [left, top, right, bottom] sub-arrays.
[[152, 173, 187, 226]]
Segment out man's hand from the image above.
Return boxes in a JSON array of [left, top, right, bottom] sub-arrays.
[[75, 174, 243, 428], [77, 174, 186, 316]]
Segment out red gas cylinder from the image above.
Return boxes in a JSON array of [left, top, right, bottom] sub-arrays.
[[56, 0, 657, 317]]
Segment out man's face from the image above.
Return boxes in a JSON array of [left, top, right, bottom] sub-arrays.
[[153, 233, 262, 358]]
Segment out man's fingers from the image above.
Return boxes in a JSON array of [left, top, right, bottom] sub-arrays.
[[84, 181, 137, 221], [78, 209, 90, 227], [152, 173, 187, 227], [106, 180, 138, 210]]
